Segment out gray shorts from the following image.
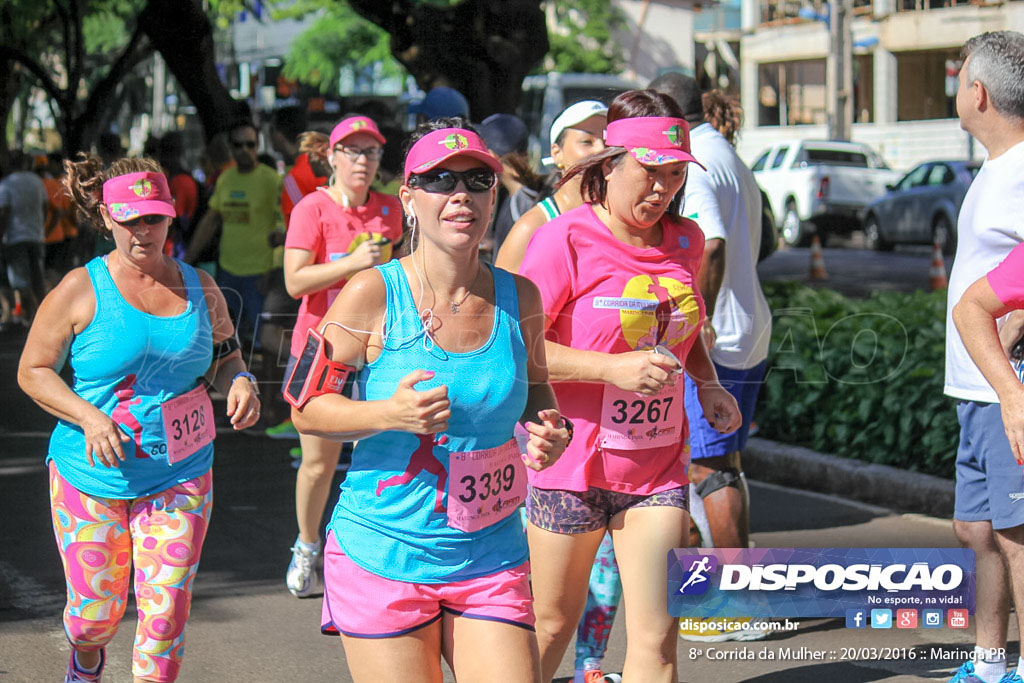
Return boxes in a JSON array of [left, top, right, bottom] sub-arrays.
[[954, 400, 1024, 530]]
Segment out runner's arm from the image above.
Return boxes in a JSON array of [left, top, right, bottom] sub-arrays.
[[17, 269, 130, 466], [198, 270, 259, 430], [515, 276, 570, 469], [291, 267, 451, 442]]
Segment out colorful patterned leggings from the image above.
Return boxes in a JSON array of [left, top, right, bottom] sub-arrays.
[[48, 462, 213, 682], [574, 532, 622, 672]]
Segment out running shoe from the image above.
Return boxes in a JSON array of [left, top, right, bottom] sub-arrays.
[[947, 661, 987, 683], [266, 419, 299, 440], [679, 616, 769, 642], [574, 670, 621, 683], [64, 649, 105, 682], [286, 538, 323, 598]]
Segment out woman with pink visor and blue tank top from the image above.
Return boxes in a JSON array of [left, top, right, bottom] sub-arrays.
[[290, 118, 570, 682], [18, 155, 260, 683], [518, 90, 742, 683]]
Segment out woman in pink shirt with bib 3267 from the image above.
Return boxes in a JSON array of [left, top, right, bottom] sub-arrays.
[[282, 116, 403, 598], [518, 90, 742, 683]]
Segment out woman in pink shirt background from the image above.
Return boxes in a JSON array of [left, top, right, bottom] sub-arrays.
[[282, 115, 403, 599], [518, 90, 741, 683]]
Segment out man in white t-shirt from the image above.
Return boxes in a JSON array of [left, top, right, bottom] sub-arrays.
[[945, 31, 1024, 683], [650, 74, 772, 551]]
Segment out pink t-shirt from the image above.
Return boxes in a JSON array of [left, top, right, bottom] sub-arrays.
[[286, 188, 403, 357], [988, 242, 1024, 309], [519, 203, 706, 494]]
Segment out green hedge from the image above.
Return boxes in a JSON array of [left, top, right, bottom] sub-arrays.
[[753, 281, 959, 479]]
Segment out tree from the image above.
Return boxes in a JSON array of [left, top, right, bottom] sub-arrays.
[[348, 0, 549, 118], [543, 0, 626, 75], [0, 0, 154, 155], [137, 0, 251, 138], [278, 2, 403, 94]]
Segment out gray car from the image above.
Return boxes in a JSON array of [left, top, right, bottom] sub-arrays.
[[862, 160, 979, 254]]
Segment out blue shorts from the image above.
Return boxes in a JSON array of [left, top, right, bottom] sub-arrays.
[[954, 401, 1024, 530], [684, 360, 766, 460]]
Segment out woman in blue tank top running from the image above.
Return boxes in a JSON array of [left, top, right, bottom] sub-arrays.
[[18, 155, 261, 683], [291, 119, 570, 682]]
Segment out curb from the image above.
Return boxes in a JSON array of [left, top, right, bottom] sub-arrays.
[[743, 437, 955, 518]]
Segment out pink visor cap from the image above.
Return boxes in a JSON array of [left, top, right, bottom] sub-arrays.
[[404, 128, 503, 181], [102, 172, 175, 222], [604, 117, 705, 169], [329, 116, 386, 148]]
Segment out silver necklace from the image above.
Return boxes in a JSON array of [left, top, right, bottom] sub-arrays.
[[448, 270, 480, 314]]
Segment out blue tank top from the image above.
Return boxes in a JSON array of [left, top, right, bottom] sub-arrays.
[[329, 260, 529, 583], [48, 256, 214, 498]]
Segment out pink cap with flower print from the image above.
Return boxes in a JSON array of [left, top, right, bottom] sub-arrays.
[[604, 117, 705, 169], [329, 116, 387, 148], [102, 172, 176, 223], [403, 128, 503, 181]]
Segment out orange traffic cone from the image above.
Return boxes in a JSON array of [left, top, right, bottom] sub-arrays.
[[809, 235, 828, 280], [929, 240, 948, 290]]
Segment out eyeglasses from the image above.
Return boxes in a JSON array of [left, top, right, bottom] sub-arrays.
[[408, 168, 497, 194], [118, 214, 168, 227], [334, 145, 383, 161], [231, 140, 257, 150]]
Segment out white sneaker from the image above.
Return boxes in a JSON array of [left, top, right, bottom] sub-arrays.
[[286, 538, 323, 598]]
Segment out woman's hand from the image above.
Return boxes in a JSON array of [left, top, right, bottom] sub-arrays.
[[521, 409, 569, 472], [349, 239, 386, 272], [696, 382, 742, 434], [81, 408, 130, 468], [386, 370, 451, 434], [227, 376, 261, 430], [605, 350, 680, 395]]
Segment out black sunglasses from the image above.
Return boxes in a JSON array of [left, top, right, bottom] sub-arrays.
[[408, 168, 497, 194], [118, 214, 168, 227], [232, 140, 257, 149]]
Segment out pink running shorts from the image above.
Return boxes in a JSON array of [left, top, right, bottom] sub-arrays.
[[320, 531, 534, 637]]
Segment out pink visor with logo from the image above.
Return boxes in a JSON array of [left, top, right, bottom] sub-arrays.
[[404, 128, 503, 181], [604, 117, 705, 169], [102, 171, 175, 222], [330, 116, 386, 148]]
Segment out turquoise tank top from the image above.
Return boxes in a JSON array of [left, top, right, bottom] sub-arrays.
[[330, 260, 529, 583], [48, 256, 214, 498]]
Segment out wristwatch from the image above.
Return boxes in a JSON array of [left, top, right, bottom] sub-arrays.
[[232, 371, 260, 396], [559, 417, 574, 446]]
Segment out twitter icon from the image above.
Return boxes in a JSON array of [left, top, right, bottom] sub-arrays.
[[871, 609, 893, 629]]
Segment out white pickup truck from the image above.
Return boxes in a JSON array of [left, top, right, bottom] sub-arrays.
[[751, 140, 901, 246]]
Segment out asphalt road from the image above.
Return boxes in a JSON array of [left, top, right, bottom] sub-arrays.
[[757, 242, 949, 298]]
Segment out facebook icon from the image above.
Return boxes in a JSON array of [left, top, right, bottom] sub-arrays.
[[846, 609, 867, 629]]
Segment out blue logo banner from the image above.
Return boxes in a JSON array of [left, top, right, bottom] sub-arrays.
[[667, 548, 975, 618]]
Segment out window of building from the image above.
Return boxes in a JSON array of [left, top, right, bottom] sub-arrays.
[[896, 49, 961, 120]]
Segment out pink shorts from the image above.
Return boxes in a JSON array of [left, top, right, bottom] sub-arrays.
[[320, 531, 535, 638]]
